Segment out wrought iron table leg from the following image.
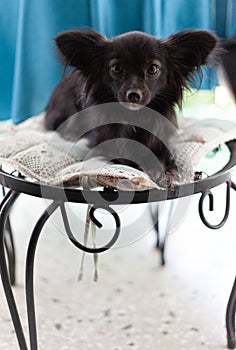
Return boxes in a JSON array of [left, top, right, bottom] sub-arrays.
[[0, 190, 28, 350], [154, 218, 166, 266], [25, 201, 60, 350], [199, 181, 235, 349], [151, 204, 166, 265], [2, 186, 16, 285], [226, 277, 236, 349], [4, 216, 16, 285], [152, 201, 176, 266]]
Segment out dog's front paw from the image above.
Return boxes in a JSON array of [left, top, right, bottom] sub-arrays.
[[148, 169, 180, 189], [159, 170, 181, 189]]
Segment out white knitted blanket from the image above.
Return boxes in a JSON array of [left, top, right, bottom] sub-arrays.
[[0, 113, 235, 190]]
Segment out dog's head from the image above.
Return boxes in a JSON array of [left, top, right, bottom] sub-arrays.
[[55, 28, 219, 111]]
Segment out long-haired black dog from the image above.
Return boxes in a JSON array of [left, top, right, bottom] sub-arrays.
[[45, 29, 219, 187]]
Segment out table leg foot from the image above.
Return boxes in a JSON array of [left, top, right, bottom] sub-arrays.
[[227, 338, 236, 350]]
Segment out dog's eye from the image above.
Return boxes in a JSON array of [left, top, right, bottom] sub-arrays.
[[147, 64, 160, 75], [110, 63, 123, 75]]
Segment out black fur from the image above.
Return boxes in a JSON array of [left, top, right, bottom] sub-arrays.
[[45, 29, 219, 187]]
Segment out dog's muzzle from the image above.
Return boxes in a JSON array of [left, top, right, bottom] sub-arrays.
[[118, 86, 151, 111], [119, 88, 151, 110]]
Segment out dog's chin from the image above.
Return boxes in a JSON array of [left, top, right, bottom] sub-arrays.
[[120, 102, 145, 111]]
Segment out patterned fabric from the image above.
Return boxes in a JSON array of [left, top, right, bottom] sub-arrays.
[[0, 113, 236, 191]]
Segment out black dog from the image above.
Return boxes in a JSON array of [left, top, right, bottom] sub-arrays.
[[45, 29, 219, 187]]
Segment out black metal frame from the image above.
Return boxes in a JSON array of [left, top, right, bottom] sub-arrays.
[[0, 141, 236, 349], [2, 186, 16, 285]]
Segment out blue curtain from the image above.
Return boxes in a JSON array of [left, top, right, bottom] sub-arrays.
[[1, 0, 236, 123]]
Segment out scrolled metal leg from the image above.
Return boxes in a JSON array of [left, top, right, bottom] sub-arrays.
[[150, 203, 164, 264], [226, 175, 236, 349], [4, 216, 16, 285], [226, 277, 236, 349], [151, 201, 176, 266], [0, 190, 28, 350], [199, 180, 236, 348], [153, 206, 166, 266], [2, 186, 16, 285], [25, 200, 60, 350], [60, 203, 121, 254], [198, 180, 231, 229]]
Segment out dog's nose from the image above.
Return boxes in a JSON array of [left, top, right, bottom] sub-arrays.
[[126, 89, 143, 103]]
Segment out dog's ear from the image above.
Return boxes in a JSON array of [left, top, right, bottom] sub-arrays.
[[55, 29, 107, 73], [164, 30, 219, 72], [162, 30, 219, 107]]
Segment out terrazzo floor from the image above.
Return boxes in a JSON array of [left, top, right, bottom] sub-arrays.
[[0, 179, 236, 350]]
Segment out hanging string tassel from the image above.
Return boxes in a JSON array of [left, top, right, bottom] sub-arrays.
[[78, 205, 91, 282], [78, 204, 99, 282], [91, 220, 98, 282]]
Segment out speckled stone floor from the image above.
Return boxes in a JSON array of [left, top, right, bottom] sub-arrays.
[[0, 180, 236, 350]]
